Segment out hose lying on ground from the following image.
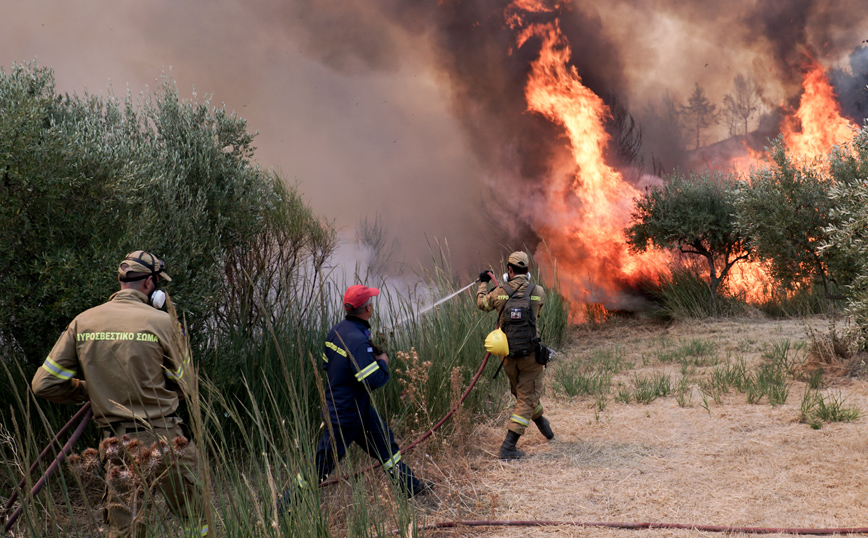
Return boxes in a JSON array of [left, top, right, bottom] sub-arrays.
[[393, 519, 868, 535], [2, 402, 93, 533]]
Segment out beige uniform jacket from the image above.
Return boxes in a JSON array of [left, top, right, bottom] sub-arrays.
[[31, 289, 190, 427], [476, 275, 545, 333]]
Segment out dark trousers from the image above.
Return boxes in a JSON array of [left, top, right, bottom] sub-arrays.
[[316, 406, 421, 495]]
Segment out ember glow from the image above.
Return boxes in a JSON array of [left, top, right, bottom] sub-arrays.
[[509, 1, 668, 308], [782, 59, 857, 161]]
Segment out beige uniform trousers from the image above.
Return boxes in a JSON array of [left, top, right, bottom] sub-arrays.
[[99, 423, 203, 538], [503, 352, 546, 435]]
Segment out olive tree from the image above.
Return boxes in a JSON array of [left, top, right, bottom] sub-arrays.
[[0, 62, 335, 367], [626, 171, 750, 311], [0, 64, 133, 365], [825, 123, 868, 346], [734, 138, 854, 299]]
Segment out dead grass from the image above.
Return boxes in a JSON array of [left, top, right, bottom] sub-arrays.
[[410, 315, 868, 537]]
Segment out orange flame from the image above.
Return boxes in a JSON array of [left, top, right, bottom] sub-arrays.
[[508, 5, 854, 309], [782, 59, 856, 161], [511, 8, 668, 307], [728, 60, 858, 304]]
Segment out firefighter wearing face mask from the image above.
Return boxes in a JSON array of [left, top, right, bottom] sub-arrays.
[[31, 251, 207, 538], [477, 251, 555, 460]]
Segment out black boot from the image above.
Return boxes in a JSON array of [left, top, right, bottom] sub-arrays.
[[533, 416, 555, 440], [392, 464, 435, 498], [409, 479, 435, 498], [499, 430, 525, 460]]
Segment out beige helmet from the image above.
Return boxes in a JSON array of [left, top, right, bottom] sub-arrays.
[[118, 250, 172, 282], [507, 251, 530, 269]]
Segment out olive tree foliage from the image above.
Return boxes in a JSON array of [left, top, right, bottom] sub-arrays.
[[626, 171, 750, 310], [0, 64, 133, 364], [734, 138, 854, 299], [0, 62, 335, 366], [824, 123, 868, 346]]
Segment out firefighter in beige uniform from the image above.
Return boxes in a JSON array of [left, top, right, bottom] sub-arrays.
[[477, 251, 555, 460], [31, 251, 207, 538]]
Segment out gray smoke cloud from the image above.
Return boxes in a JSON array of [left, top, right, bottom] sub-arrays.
[[2, 0, 867, 283]]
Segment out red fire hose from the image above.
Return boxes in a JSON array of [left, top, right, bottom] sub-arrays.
[[2, 402, 93, 533], [394, 519, 868, 535]]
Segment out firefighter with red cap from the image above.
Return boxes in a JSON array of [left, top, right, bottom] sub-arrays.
[[311, 284, 433, 497], [477, 251, 554, 460], [31, 251, 207, 538]]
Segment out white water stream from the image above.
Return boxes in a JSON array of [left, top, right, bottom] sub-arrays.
[[389, 281, 477, 329]]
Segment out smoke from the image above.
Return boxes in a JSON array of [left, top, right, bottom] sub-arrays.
[[831, 45, 868, 124], [2, 0, 867, 284]]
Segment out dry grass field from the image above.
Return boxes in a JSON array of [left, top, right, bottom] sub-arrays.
[[412, 315, 868, 537]]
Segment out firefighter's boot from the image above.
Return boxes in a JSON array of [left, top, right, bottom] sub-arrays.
[[533, 416, 555, 440], [499, 430, 524, 460]]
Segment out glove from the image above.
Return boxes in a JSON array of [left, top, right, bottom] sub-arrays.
[[478, 271, 492, 283]]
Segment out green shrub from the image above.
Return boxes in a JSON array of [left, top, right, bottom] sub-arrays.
[[0, 62, 336, 374], [800, 388, 862, 429], [552, 367, 613, 399], [650, 263, 746, 319], [629, 372, 672, 404], [826, 122, 868, 348]]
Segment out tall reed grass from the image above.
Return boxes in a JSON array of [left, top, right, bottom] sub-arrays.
[[1, 254, 570, 537]]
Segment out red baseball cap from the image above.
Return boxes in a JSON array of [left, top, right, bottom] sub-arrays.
[[343, 284, 380, 310]]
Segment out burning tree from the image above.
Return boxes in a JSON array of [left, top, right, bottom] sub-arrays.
[[626, 171, 750, 312], [734, 138, 854, 300]]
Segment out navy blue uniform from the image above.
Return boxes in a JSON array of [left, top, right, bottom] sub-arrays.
[[314, 316, 423, 496]]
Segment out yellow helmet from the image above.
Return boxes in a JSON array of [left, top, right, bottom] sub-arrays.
[[484, 328, 510, 357]]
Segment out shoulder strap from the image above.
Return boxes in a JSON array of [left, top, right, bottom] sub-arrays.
[[524, 280, 537, 332], [525, 280, 536, 302], [503, 280, 518, 299]]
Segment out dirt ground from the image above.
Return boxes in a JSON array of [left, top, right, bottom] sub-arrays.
[[414, 315, 868, 537]]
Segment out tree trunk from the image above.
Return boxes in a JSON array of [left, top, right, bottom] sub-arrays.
[[704, 253, 719, 314]]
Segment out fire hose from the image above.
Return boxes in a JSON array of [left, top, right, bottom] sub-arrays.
[[2, 402, 93, 533], [392, 520, 868, 535]]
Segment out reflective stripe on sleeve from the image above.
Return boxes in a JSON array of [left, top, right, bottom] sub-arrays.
[[41, 356, 75, 380], [355, 361, 380, 382], [510, 414, 530, 426], [165, 365, 184, 380], [325, 341, 348, 357], [321, 352, 329, 364], [182, 525, 209, 538], [383, 451, 402, 470], [533, 403, 544, 415]]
